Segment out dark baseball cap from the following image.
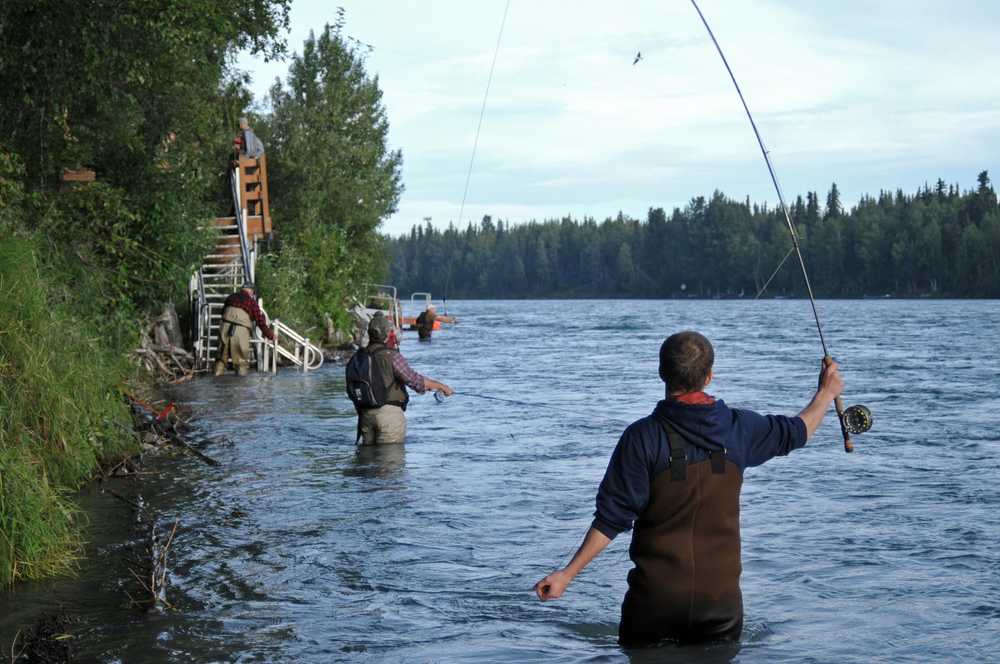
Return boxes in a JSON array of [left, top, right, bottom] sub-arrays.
[[368, 312, 392, 342]]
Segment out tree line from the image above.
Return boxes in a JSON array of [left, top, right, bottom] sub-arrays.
[[387, 173, 1000, 298]]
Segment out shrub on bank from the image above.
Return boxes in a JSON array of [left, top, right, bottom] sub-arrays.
[[0, 235, 135, 585]]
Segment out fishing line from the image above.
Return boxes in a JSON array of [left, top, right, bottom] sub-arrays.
[[689, 0, 871, 451], [435, 390, 633, 427], [443, 0, 512, 303], [753, 246, 795, 300]]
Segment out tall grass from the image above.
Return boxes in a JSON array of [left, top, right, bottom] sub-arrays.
[[0, 448, 81, 583], [0, 236, 135, 585]]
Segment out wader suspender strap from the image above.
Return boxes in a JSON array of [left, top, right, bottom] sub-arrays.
[[657, 418, 689, 481], [655, 416, 727, 477]]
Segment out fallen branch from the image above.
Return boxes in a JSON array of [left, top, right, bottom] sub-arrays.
[[105, 488, 143, 512], [161, 430, 220, 467]]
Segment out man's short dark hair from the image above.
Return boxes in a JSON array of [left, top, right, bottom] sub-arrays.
[[659, 331, 714, 393]]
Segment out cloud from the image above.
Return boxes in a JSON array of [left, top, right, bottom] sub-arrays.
[[238, 0, 1000, 237]]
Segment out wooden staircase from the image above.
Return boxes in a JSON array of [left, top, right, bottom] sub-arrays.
[[189, 154, 323, 373], [195, 216, 247, 366]]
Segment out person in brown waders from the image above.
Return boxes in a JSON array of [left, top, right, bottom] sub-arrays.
[[214, 283, 274, 376], [534, 330, 844, 647]]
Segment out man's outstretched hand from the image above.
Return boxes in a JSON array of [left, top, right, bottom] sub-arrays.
[[534, 569, 573, 601]]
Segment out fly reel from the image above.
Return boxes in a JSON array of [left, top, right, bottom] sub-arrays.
[[842, 404, 873, 435]]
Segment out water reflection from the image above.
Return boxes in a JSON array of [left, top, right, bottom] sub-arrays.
[[625, 640, 741, 664], [349, 444, 407, 478]]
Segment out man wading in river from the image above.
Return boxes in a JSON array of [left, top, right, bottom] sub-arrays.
[[214, 283, 274, 376], [534, 330, 844, 646], [346, 312, 453, 444]]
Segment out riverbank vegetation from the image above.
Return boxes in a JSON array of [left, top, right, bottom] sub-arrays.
[[1, 2, 398, 585], [388, 174, 1000, 298], [0, 1, 297, 586]]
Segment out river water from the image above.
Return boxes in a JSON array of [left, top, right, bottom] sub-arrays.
[[2, 300, 999, 663]]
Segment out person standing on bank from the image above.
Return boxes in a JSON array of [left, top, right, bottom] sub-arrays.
[[415, 304, 437, 342], [233, 116, 265, 158], [347, 312, 453, 444], [533, 330, 844, 647], [214, 283, 274, 377]]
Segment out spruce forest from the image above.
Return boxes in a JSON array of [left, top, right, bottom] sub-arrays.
[[387, 174, 1000, 298]]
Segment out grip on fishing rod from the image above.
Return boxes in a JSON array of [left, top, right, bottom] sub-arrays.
[[823, 356, 854, 453]]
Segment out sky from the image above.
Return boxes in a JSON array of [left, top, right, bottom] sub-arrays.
[[237, 0, 1000, 238]]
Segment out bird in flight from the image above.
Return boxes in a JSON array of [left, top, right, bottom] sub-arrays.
[[633, 51, 642, 65]]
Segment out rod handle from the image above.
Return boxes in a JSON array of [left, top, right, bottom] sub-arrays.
[[823, 356, 854, 453]]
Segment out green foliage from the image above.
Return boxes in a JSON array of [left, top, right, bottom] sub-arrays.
[[0, 236, 136, 585], [0, 1, 295, 585], [388, 173, 1000, 298], [0, 236, 134, 487], [0, 0, 291, 187], [257, 23, 402, 333], [0, 447, 83, 585], [0, 0, 294, 321]]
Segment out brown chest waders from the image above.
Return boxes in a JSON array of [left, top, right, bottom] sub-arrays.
[[619, 417, 744, 647]]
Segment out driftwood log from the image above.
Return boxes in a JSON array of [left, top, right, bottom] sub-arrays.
[[132, 303, 195, 383]]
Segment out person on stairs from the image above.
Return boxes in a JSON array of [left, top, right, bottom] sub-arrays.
[[214, 283, 274, 376], [233, 116, 265, 159]]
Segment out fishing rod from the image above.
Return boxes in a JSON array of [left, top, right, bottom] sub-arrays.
[[689, 0, 872, 451]]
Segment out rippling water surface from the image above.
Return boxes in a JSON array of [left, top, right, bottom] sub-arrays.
[[3, 300, 999, 663]]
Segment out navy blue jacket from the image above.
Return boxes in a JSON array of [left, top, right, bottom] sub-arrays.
[[592, 396, 807, 539]]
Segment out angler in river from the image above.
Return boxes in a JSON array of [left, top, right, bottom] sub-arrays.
[[534, 330, 844, 647], [214, 282, 274, 377], [346, 312, 453, 445], [415, 303, 437, 342]]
